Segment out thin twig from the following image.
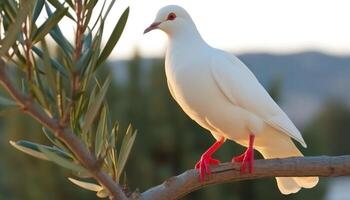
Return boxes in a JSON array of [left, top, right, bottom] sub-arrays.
[[61, 0, 85, 125]]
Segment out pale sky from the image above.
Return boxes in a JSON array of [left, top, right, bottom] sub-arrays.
[[63, 0, 350, 59]]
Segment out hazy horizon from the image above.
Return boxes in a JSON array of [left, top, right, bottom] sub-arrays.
[[47, 0, 350, 59]]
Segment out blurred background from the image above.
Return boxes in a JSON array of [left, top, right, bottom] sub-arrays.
[[1, 0, 350, 199]]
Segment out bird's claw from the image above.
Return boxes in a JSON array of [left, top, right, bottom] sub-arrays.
[[232, 147, 254, 174], [195, 155, 221, 181]]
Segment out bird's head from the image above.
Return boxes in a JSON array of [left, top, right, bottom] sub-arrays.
[[144, 5, 194, 35]]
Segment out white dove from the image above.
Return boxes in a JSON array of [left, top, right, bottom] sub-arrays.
[[144, 5, 318, 194]]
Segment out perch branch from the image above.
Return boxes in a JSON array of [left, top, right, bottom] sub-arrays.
[[140, 155, 350, 200], [0, 59, 127, 200]]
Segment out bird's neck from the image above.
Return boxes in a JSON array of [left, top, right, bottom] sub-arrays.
[[167, 24, 208, 51]]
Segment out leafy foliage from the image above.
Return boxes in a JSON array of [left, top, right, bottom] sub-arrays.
[[0, 0, 135, 198]]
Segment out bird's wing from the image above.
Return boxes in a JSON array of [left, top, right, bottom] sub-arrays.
[[210, 50, 306, 147]]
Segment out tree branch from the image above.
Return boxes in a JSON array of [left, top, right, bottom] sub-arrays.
[[140, 155, 350, 200], [0, 59, 128, 200]]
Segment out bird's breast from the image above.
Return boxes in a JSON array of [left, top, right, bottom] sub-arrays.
[[165, 54, 223, 118]]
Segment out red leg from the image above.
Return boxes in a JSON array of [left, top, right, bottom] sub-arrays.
[[232, 134, 255, 173], [195, 138, 224, 181]]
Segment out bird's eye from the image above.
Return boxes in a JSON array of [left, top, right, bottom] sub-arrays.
[[167, 12, 176, 21]]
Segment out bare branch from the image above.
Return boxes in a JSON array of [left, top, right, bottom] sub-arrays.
[[0, 59, 128, 200], [140, 155, 350, 200]]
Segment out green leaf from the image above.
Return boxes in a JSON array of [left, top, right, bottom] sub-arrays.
[[0, 0, 35, 57], [10, 140, 71, 161], [83, 0, 98, 30], [1, 1, 17, 22], [96, 188, 109, 198], [68, 177, 102, 192], [10, 140, 48, 160], [109, 122, 119, 174], [82, 77, 111, 135], [33, 0, 44, 22], [102, 0, 117, 21], [32, 6, 68, 43], [44, 3, 74, 56], [30, 84, 49, 109], [64, 0, 74, 8], [39, 146, 87, 173], [82, 30, 93, 51], [95, 105, 108, 157], [90, 0, 107, 31], [116, 125, 137, 181], [95, 7, 129, 68], [78, 31, 93, 74], [110, 122, 119, 146], [42, 127, 70, 154], [68, 178, 109, 198], [0, 96, 16, 106], [77, 46, 93, 75], [32, 46, 68, 77], [47, 0, 74, 20], [11, 44, 27, 67], [82, 18, 103, 77], [41, 39, 57, 96]]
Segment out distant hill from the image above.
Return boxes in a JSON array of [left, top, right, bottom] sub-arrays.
[[109, 51, 350, 126]]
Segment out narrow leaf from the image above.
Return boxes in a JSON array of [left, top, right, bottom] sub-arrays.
[[10, 140, 48, 160], [82, 77, 111, 135], [96, 188, 110, 198], [41, 39, 57, 96], [32, 7, 68, 43], [68, 178, 102, 192], [95, 7, 129, 68], [47, 0, 74, 20], [83, 18, 103, 77], [102, 0, 117, 21], [10, 140, 71, 160], [0, 96, 16, 106], [39, 146, 87, 173], [83, 0, 98, 30], [42, 127, 70, 154], [0, 0, 35, 56], [32, 46, 68, 77], [44, 2, 74, 56], [116, 127, 137, 181], [65, 0, 74, 8], [1, 1, 17, 22], [77, 46, 93, 74], [82, 30, 92, 52], [33, 0, 44, 22], [30, 84, 49, 109], [95, 105, 107, 157]]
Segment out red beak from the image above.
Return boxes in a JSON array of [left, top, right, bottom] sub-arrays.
[[144, 22, 161, 34]]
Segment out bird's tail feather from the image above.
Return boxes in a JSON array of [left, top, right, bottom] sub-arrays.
[[258, 139, 319, 195]]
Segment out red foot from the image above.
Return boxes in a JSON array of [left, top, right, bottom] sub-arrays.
[[195, 138, 224, 181], [232, 134, 255, 173], [233, 151, 246, 162], [195, 155, 221, 181]]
